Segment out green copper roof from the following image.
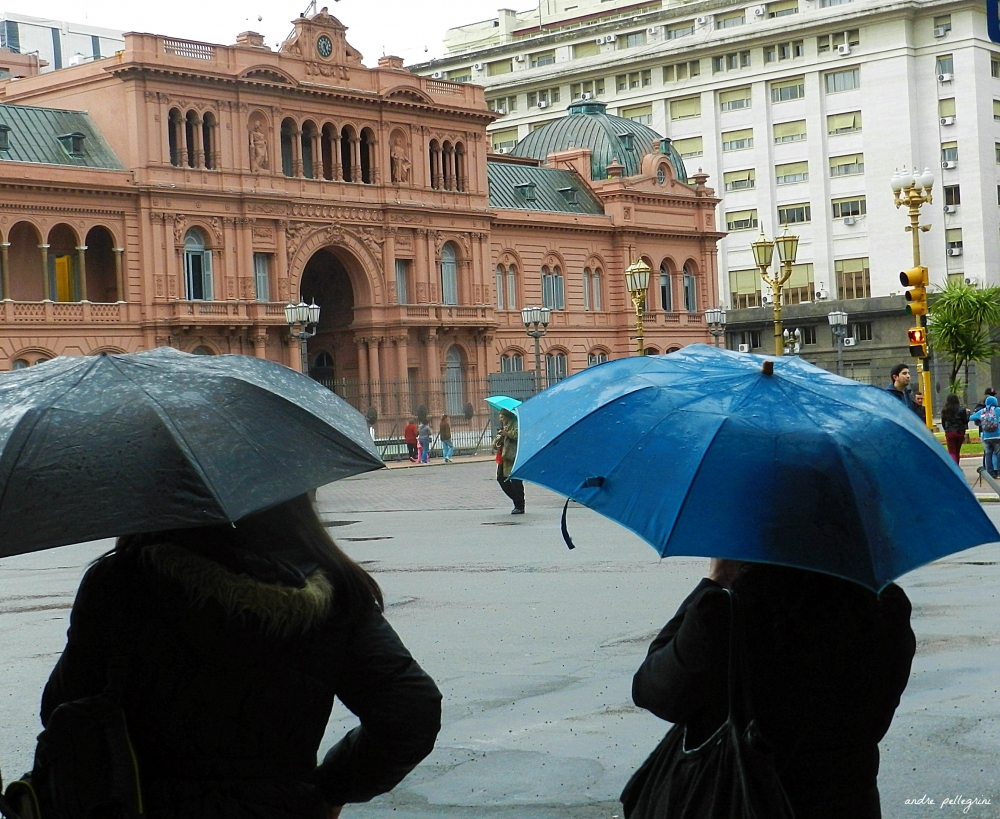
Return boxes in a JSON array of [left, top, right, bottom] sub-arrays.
[[0, 103, 124, 170], [509, 100, 687, 182], [487, 160, 605, 215]]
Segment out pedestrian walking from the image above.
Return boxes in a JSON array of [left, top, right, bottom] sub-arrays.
[[439, 414, 454, 463], [970, 395, 1000, 478], [885, 363, 924, 419], [625, 559, 915, 819], [32, 494, 441, 819], [493, 409, 524, 514], [404, 418, 418, 462], [941, 393, 970, 466], [972, 387, 996, 473], [418, 419, 432, 464]]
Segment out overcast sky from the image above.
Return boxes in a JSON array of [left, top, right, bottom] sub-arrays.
[[7, 0, 520, 66]]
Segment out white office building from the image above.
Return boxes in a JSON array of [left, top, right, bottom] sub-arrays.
[[0, 12, 123, 73], [413, 0, 1000, 312]]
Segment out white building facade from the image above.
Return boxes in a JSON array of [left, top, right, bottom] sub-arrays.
[[413, 0, 1000, 313], [0, 12, 123, 72]]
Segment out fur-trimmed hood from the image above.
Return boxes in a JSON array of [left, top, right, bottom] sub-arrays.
[[141, 542, 333, 637]]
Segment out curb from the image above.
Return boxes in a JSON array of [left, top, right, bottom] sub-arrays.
[[384, 454, 496, 470]]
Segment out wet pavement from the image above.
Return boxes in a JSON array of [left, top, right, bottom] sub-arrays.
[[2, 461, 999, 818]]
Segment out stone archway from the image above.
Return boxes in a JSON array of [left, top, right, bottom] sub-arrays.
[[299, 246, 360, 393]]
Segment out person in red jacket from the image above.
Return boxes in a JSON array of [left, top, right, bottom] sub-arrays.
[[403, 419, 418, 462]]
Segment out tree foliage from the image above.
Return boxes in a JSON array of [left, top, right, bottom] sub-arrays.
[[927, 281, 1000, 399]]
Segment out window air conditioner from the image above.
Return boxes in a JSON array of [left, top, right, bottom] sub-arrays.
[[943, 204, 957, 213], [581, 92, 593, 100], [815, 288, 829, 300], [843, 215, 857, 225], [966, 276, 979, 285], [605, 33, 617, 42], [474, 62, 484, 70], [595, 36, 606, 45], [948, 247, 963, 256], [495, 107, 507, 115], [762, 294, 773, 305], [842, 337, 858, 347], [738, 343, 751, 353], [647, 25, 661, 35], [933, 26, 948, 37], [938, 72, 953, 82], [752, 5, 766, 16], [940, 116, 955, 125], [942, 160, 957, 169], [695, 16, 708, 25], [431, 71, 444, 79], [836, 44, 852, 56], [537, 100, 549, 109], [495, 147, 510, 154], [514, 54, 526, 62]]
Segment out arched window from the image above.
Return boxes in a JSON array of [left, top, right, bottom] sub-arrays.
[[660, 263, 673, 312], [183, 229, 213, 301], [313, 351, 334, 369], [11, 359, 29, 369], [496, 264, 506, 310], [542, 265, 565, 310], [429, 139, 441, 190], [192, 345, 215, 355], [444, 346, 465, 415], [301, 121, 318, 179], [280, 119, 295, 177], [202, 112, 217, 170], [545, 351, 568, 386], [168, 108, 183, 166], [321, 123, 337, 180], [340, 126, 355, 183], [441, 243, 458, 305], [588, 350, 609, 367], [360, 128, 375, 184], [683, 264, 697, 312], [500, 352, 524, 372], [455, 142, 467, 192], [583, 267, 602, 312], [506, 265, 517, 311]]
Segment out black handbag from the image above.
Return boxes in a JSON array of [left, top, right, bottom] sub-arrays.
[[620, 589, 795, 819]]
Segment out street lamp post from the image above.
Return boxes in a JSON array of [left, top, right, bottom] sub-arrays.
[[624, 258, 652, 356], [521, 306, 551, 392], [705, 307, 727, 347], [828, 310, 849, 377], [891, 165, 935, 429], [783, 327, 802, 356], [284, 300, 321, 375], [751, 228, 799, 355]]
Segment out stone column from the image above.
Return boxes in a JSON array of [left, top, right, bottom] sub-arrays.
[[331, 132, 342, 181], [254, 331, 268, 359], [370, 138, 380, 185], [39, 244, 51, 300], [444, 146, 455, 190], [396, 334, 410, 416], [292, 130, 303, 178], [311, 132, 321, 180], [113, 247, 125, 301], [171, 112, 185, 166], [0, 242, 10, 300], [75, 246, 88, 302], [433, 146, 444, 190], [357, 339, 370, 409], [351, 137, 362, 183], [275, 221, 289, 300], [368, 337, 382, 414], [192, 118, 205, 168]]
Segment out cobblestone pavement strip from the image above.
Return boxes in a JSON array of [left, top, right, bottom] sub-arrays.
[[2, 461, 1000, 818]]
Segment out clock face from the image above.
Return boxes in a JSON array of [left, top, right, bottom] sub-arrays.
[[317, 35, 333, 58]]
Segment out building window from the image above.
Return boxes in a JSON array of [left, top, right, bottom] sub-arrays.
[[530, 50, 555, 68], [496, 265, 505, 310], [447, 69, 472, 83], [507, 265, 517, 310], [672, 136, 703, 158], [683, 266, 697, 312], [666, 21, 696, 40], [621, 104, 652, 125], [583, 267, 602, 311], [800, 325, 817, 345], [527, 88, 560, 107], [546, 352, 569, 385], [588, 351, 609, 367], [542, 265, 565, 310], [663, 61, 701, 82], [942, 141, 958, 163], [938, 98, 956, 120], [765, 40, 804, 62], [11, 359, 29, 370], [570, 79, 605, 100], [936, 54, 954, 75], [669, 96, 701, 120], [726, 209, 759, 231], [440, 243, 458, 305], [488, 95, 518, 115], [395, 259, 410, 305], [831, 196, 866, 218], [622, 31, 647, 49], [773, 120, 807, 143], [716, 11, 745, 29], [724, 169, 756, 191], [944, 185, 961, 206], [768, 0, 799, 17], [183, 229, 213, 301], [775, 161, 808, 185], [253, 253, 271, 301], [852, 322, 873, 341], [487, 60, 513, 77], [778, 203, 811, 224], [616, 70, 652, 91], [501, 353, 524, 372], [835, 257, 870, 300], [713, 50, 751, 73], [946, 228, 963, 252], [771, 77, 805, 102], [827, 111, 862, 134], [829, 153, 864, 177], [729, 268, 761, 308], [993, 55, 1000, 78], [491, 128, 519, 153], [722, 128, 754, 152], [817, 29, 860, 53], [659, 264, 672, 311], [719, 87, 752, 111], [824, 68, 860, 93], [784, 263, 815, 304]]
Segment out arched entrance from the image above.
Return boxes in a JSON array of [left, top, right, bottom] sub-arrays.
[[299, 246, 358, 388], [444, 346, 465, 416]]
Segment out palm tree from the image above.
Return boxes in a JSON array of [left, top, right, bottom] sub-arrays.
[[927, 281, 1000, 403]]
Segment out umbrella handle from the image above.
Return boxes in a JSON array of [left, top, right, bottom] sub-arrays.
[[560, 499, 576, 550]]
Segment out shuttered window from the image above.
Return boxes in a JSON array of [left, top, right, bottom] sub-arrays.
[[994, 100, 1000, 121], [830, 153, 864, 176], [665, 21, 695, 39], [670, 96, 701, 119], [827, 111, 862, 134], [726, 209, 759, 230], [621, 104, 653, 125], [773, 120, 806, 143], [941, 140, 958, 162], [672, 136, 704, 157], [716, 11, 745, 28], [724, 169, 756, 191], [491, 128, 520, 152], [938, 98, 956, 117], [730, 268, 760, 294], [775, 161, 808, 184], [572, 41, 600, 59], [825, 68, 860, 93], [488, 60, 512, 76], [778, 203, 811, 224], [768, 0, 799, 16], [771, 77, 805, 102], [719, 86, 752, 111], [722, 128, 754, 151], [831, 197, 867, 218]]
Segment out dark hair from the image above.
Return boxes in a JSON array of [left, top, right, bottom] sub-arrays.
[[987, 387, 997, 397], [116, 494, 383, 616], [890, 363, 909, 381], [941, 393, 962, 425]]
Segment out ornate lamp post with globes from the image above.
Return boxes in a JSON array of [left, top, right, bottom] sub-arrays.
[[828, 310, 849, 377], [705, 307, 727, 348], [521, 306, 551, 393], [284, 300, 321, 376], [624, 258, 652, 356], [751, 228, 799, 356]]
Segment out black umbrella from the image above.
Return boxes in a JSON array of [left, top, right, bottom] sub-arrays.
[[0, 347, 384, 557]]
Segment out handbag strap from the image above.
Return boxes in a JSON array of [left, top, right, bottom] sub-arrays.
[[723, 589, 757, 731]]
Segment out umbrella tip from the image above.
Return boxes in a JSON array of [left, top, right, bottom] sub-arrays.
[[762, 360, 774, 376]]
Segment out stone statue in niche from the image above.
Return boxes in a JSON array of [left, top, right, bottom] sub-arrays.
[[249, 121, 270, 173], [390, 137, 411, 184]]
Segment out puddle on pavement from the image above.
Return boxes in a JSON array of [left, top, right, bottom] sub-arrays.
[[341, 536, 393, 542], [323, 520, 360, 528], [482, 521, 519, 526]]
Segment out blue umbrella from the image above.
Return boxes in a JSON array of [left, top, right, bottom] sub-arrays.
[[486, 395, 522, 413], [511, 344, 998, 591]]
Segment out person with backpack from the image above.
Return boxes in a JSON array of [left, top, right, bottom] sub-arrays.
[[885, 363, 924, 419], [970, 395, 1000, 478]]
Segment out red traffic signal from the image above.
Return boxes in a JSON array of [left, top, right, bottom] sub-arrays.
[[908, 326, 928, 358]]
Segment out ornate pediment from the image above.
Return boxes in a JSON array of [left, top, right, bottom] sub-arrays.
[[239, 66, 298, 86], [280, 8, 363, 66], [383, 86, 434, 105]]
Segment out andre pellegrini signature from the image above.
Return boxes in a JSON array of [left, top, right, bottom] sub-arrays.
[[905, 795, 993, 813]]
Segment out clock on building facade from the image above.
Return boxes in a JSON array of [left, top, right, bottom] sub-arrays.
[[316, 35, 332, 58]]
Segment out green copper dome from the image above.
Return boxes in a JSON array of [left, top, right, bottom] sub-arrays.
[[509, 100, 687, 182]]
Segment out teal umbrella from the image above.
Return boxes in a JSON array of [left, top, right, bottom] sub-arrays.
[[485, 395, 522, 413]]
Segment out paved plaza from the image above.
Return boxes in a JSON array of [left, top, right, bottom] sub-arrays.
[[2, 460, 1000, 818]]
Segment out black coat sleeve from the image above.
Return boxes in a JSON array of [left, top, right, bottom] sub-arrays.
[[316, 606, 442, 806], [631, 578, 730, 724], [872, 583, 916, 741]]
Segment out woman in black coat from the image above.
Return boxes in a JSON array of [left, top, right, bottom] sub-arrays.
[[41, 493, 441, 819], [631, 559, 915, 819]]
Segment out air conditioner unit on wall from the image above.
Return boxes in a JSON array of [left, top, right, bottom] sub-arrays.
[[514, 54, 526, 62], [948, 247, 963, 256], [738, 343, 751, 352], [938, 72, 953, 82], [843, 215, 857, 225], [647, 25, 661, 35], [474, 62, 484, 70], [940, 116, 955, 125], [605, 33, 617, 42], [966, 276, 979, 285], [943, 204, 957, 213], [431, 71, 444, 79], [843, 337, 858, 347], [695, 15, 708, 25], [837, 44, 852, 56], [537, 100, 549, 109], [495, 147, 510, 154], [933, 25, 949, 37], [942, 160, 957, 169], [752, 5, 766, 16], [595, 36, 606, 44]]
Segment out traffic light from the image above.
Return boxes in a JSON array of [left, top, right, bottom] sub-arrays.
[[908, 326, 928, 358], [900, 266, 929, 316]]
